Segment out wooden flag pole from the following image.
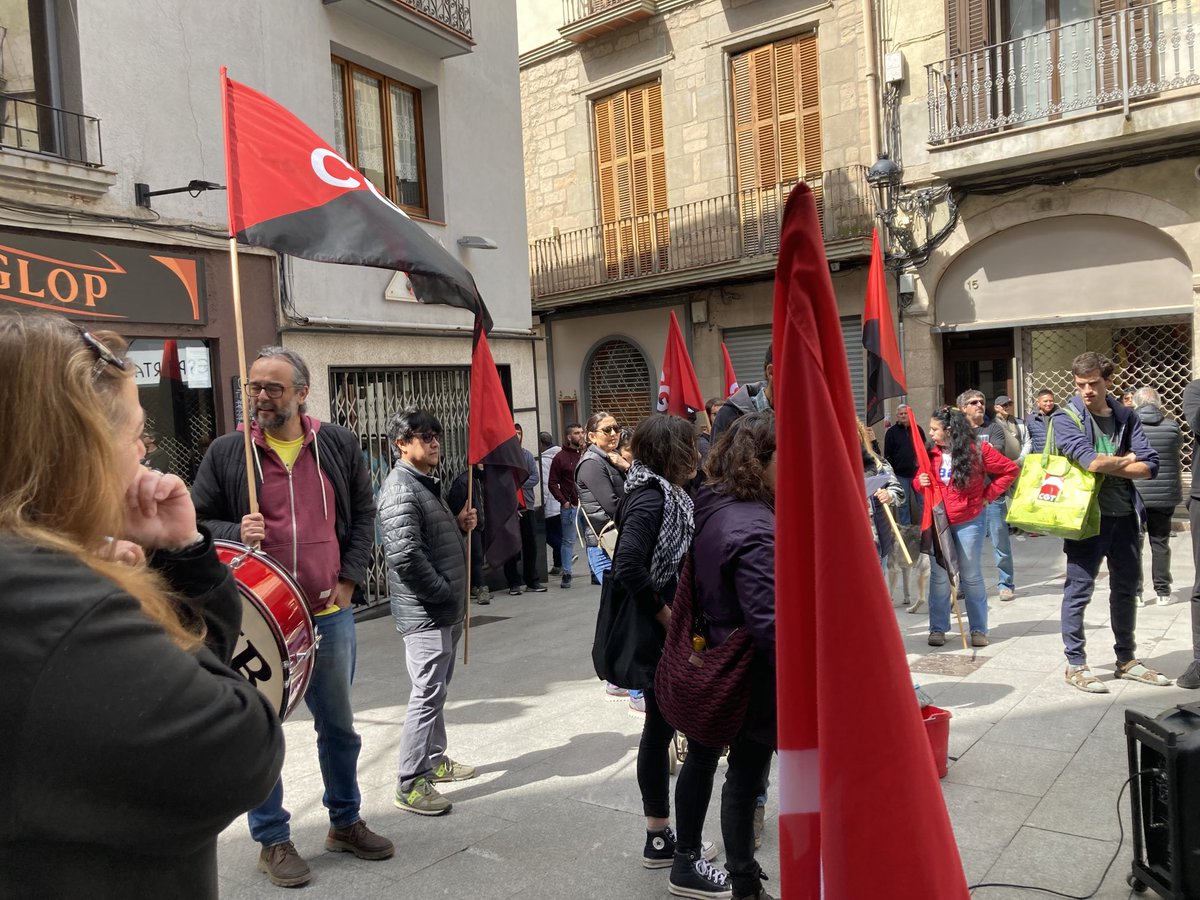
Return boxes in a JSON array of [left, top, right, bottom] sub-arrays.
[[227, 236, 258, 522], [463, 471, 473, 665], [951, 577, 968, 650], [881, 503, 912, 566]]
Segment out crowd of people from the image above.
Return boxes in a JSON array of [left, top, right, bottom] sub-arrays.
[[9, 309, 1200, 899]]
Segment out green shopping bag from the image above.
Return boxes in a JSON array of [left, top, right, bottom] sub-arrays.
[[1006, 417, 1101, 540]]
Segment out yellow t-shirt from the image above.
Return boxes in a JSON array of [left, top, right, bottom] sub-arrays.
[[264, 433, 304, 471]]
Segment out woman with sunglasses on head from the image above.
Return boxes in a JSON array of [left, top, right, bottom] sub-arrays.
[[918, 406, 1019, 648], [596, 414, 727, 897], [0, 313, 283, 900]]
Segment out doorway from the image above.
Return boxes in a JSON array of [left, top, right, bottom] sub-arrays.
[[941, 328, 1014, 408]]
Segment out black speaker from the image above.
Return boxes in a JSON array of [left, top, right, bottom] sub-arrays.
[[1125, 703, 1200, 897]]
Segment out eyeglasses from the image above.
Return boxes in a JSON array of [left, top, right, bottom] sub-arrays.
[[415, 431, 442, 444], [245, 381, 300, 399], [596, 425, 619, 435], [76, 326, 127, 377]]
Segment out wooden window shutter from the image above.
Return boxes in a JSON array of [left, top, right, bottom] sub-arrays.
[[751, 47, 778, 189], [946, 0, 989, 57], [797, 34, 822, 177], [732, 52, 758, 197]]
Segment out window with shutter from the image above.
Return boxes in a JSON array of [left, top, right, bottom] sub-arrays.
[[593, 81, 668, 279], [731, 34, 822, 253]]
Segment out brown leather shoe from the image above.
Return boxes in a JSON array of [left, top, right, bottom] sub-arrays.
[[325, 819, 394, 860], [258, 840, 311, 887]]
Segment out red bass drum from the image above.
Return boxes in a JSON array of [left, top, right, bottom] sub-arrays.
[[215, 540, 318, 720]]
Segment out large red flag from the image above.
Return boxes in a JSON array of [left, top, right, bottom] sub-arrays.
[[220, 68, 492, 333], [469, 319, 526, 568], [862, 228, 906, 425], [656, 310, 705, 419], [773, 184, 968, 900], [721, 342, 739, 398]]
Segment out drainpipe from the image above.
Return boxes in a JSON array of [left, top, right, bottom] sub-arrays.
[[862, 0, 883, 157]]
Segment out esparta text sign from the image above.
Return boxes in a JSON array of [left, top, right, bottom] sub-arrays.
[[0, 232, 206, 325]]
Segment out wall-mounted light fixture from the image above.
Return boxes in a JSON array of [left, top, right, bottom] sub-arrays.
[[135, 179, 225, 209], [457, 235, 499, 250]]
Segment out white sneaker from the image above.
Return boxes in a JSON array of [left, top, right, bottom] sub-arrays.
[[1136, 595, 1148, 607], [1157, 594, 1173, 606]]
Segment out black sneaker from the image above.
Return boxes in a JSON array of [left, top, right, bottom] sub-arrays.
[[642, 827, 718, 869], [560, 574, 572, 589], [668, 850, 732, 898], [507, 586, 522, 596], [549, 566, 562, 575], [1179, 660, 1200, 689], [525, 582, 548, 593]]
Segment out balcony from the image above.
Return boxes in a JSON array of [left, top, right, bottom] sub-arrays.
[[323, 0, 473, 58], [560, 0, 658, 43], [0, 93, 102, 167], [528, 167, 875, 307], [925, 0, 1200, 182]]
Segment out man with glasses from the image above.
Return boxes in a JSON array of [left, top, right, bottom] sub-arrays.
[[957, 388, 1017, 602], [192, 347, 390, 887], [378, 406, 479, 816]]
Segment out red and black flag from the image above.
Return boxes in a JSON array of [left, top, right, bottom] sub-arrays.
[[909, 408, 960, 584], [862, 228, 906, 425], [656, 310, 707, 423], [220, 68, 492, 333], [469, 318, 525, 568], [773, 184, 968, 899]]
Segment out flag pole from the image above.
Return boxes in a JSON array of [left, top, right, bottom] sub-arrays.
[[220, 66, 259, 525], [882, 503, 912, 566], [463, 471, 473, 665], [952, 577, 968, 650]]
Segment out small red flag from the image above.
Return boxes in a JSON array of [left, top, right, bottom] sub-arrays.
[[721, 342, 739, 398], [656, 310, 705, 419], [862, 228, 907, 425], [773, 184, 968, 900], [469, 319, 526, 568]]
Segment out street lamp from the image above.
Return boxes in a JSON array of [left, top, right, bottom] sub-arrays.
[[865, 152, 902, 229]]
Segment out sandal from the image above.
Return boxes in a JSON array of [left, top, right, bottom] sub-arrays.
[[1065, 665, 1109, 694], [1116, 659, 1171, 686]]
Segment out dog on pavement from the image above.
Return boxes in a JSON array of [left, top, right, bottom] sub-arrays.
[[887, 523, 930, 614]]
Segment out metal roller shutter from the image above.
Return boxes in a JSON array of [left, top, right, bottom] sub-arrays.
[[724, 318, 864, 416]]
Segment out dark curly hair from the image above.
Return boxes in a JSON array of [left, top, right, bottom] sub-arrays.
[[931, 406, 980, 491], [703, 410, 775, 503]]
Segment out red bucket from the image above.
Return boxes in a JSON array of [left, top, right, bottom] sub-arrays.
[[921, 705, 952, 778]]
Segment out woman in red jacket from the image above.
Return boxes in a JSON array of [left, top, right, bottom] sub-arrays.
[[917, 406, 1019, 648]]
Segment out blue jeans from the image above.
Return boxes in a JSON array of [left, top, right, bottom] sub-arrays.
[[985, 498, 1014, 592], [248, 605, 363, 845], [587, 545, 611, 582], [928, 512, 988, 635], [559, 507, 576, 576], [1062, 513, 1140, 666]]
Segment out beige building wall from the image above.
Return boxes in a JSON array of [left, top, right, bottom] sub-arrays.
[[519, 0, 875, 247]]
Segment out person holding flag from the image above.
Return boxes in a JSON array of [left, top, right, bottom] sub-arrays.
[[917, 407, 1018, 647], [378, 407, 479, 817]]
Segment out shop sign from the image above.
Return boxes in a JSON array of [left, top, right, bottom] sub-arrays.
[[0, 231, 207, 324]]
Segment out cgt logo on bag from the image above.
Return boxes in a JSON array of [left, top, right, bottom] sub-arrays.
[[1038, 473, 1064, 503]]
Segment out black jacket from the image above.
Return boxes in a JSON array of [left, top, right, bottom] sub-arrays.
[[0, 532, 283, 900], [1183, 380, 1200, 499], [711, 380, 769, 442], [883, 423, 926, 478], [191, 423, 376, 587], [1026, 407, 1057, 454], [575, 444, 625, 543], [1133, 405, 1183, 509], [378, 460, 468, 634]]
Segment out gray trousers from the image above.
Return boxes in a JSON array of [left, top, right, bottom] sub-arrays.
[[397, 622, 463, 792]]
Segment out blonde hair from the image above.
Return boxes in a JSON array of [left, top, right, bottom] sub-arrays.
[[0, 314, 201, 649], [856, 418, 882, 465]]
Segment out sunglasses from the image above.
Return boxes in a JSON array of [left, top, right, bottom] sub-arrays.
[[964, 399, 984, 406], [414, 431, 442, 444], [76, 326, 128, 377], [245, 381, 300, 400], [596, 425, 620, 435]]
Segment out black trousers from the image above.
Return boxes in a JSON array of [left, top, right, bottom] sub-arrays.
[[638, 685, 675, 819], [503, 511, 539, 589], [1189, 500, 1200, 655], [468, 528, 485, 591], [1136, 507, 1173, 597]]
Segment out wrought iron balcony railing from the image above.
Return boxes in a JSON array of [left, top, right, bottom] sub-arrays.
[[397, 0, 471, 37], [0, 93, 103, 166], [927, 0, 1199, 144], [529, 166, 874, 300], [562, 0, 643, 28]]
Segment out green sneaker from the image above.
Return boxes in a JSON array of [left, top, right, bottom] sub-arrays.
[[394, 777, 452, 816], [430, 756, 477, 782]]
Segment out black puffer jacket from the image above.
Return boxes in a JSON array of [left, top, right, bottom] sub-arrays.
[[575, 443, 625, 544], [1134, 405, 1183, 509], [711, 380, 768, 442], [191, 422, 376, 587], [378, 459, 468, 634]]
